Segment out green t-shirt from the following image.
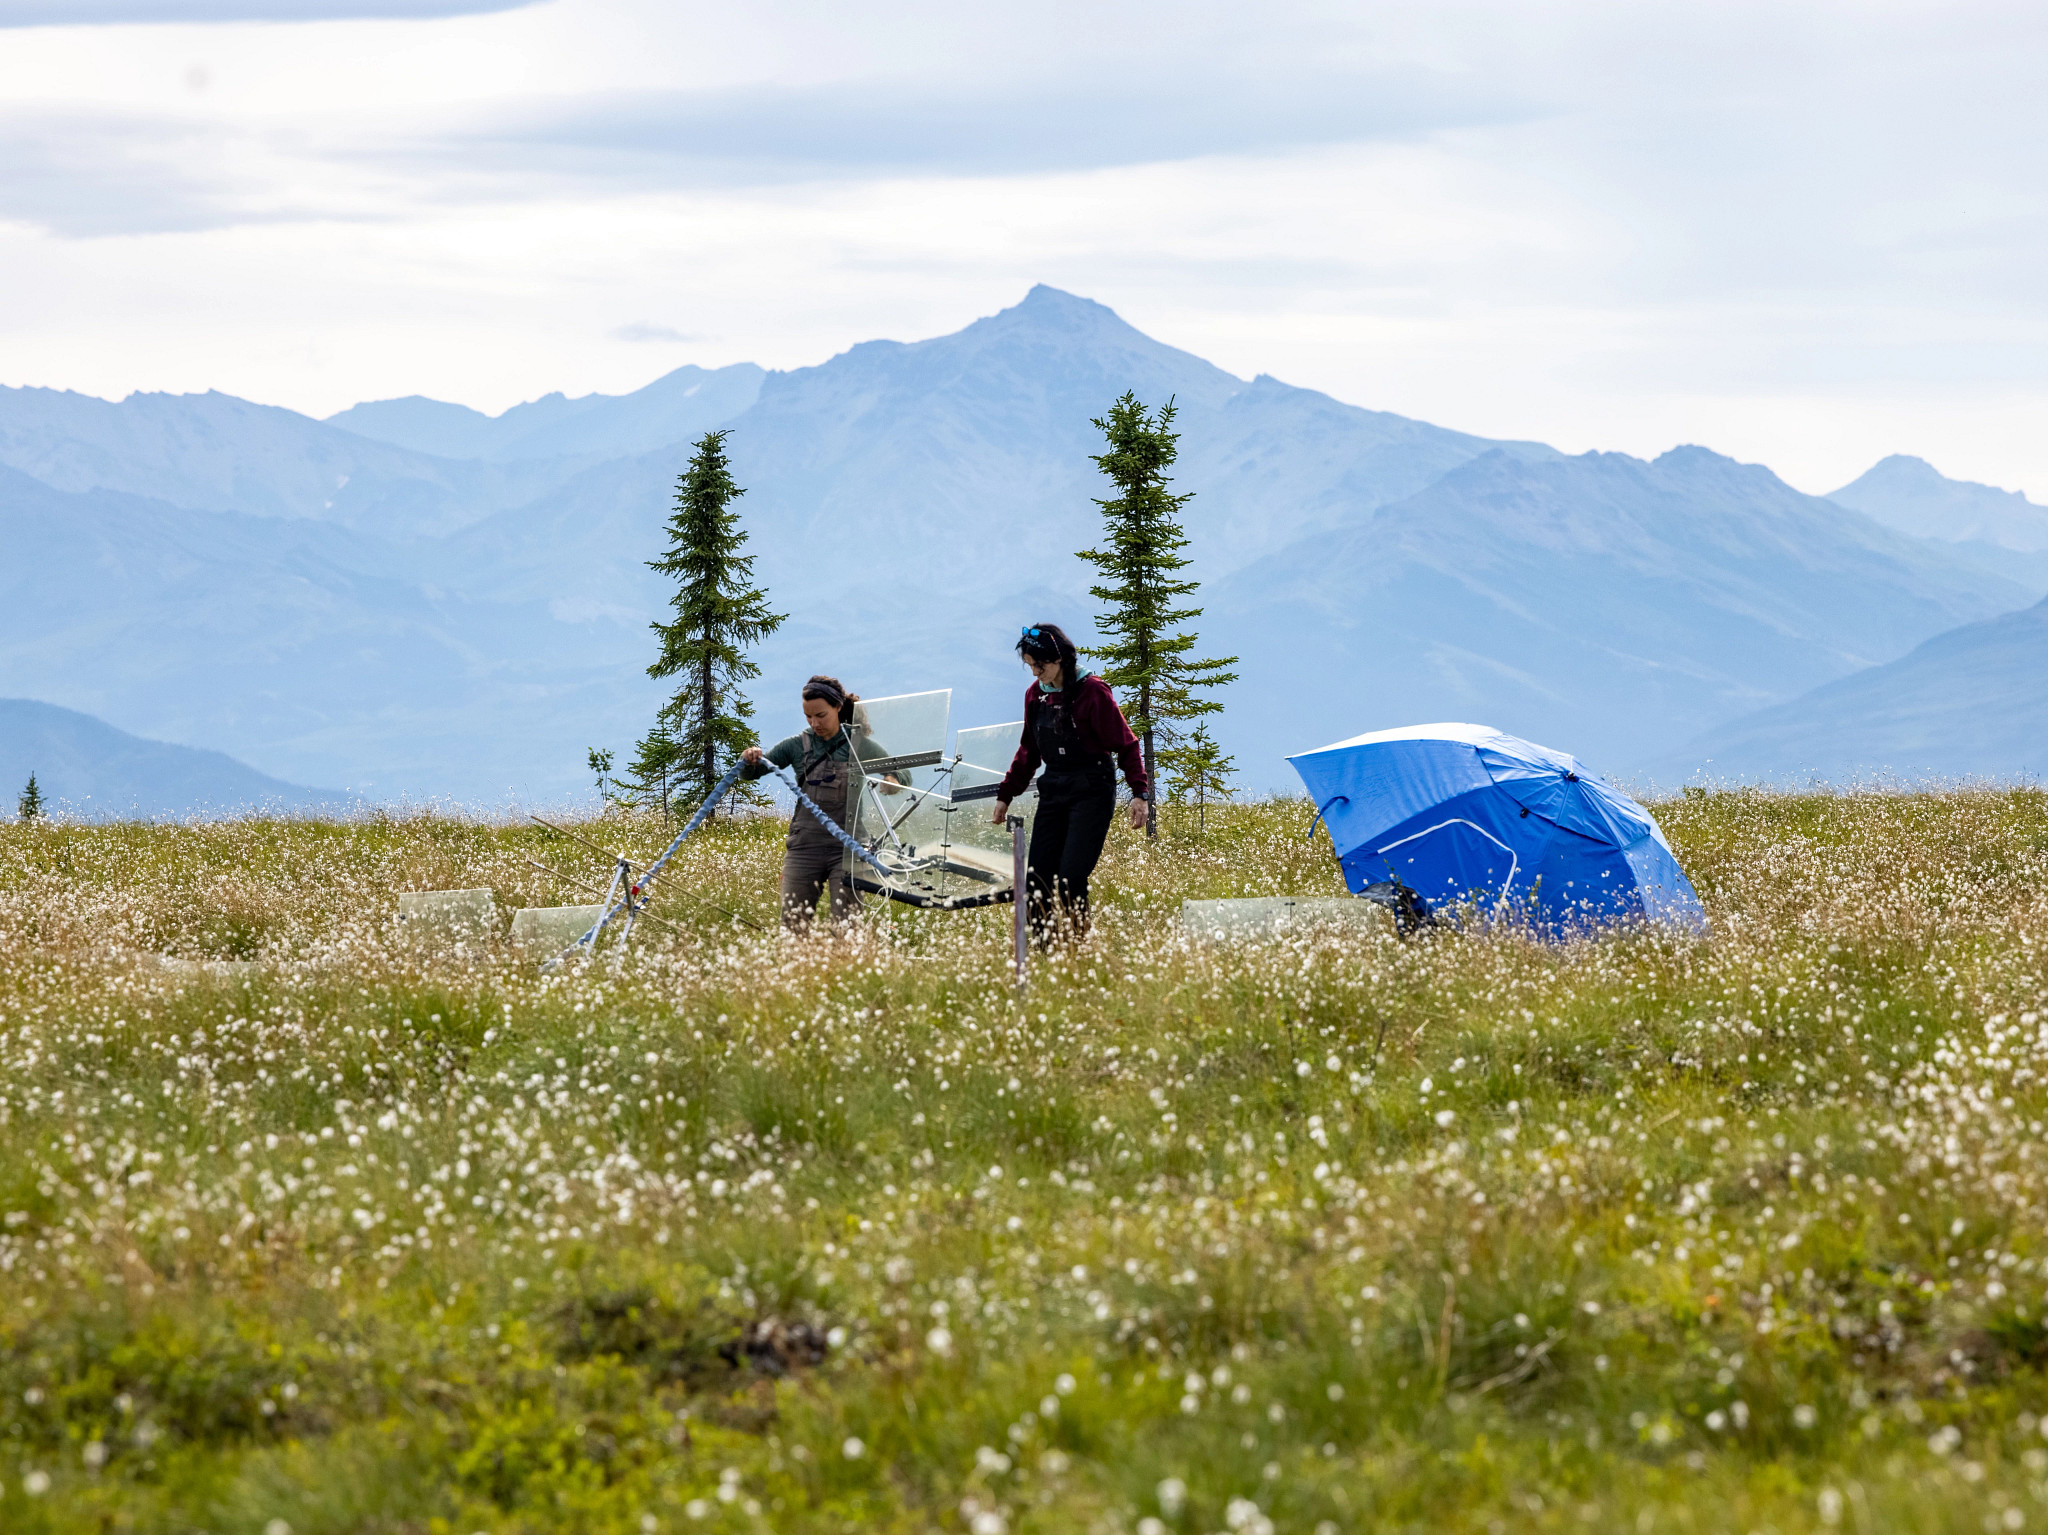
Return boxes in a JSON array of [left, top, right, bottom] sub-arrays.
[[740, 727, 892, 783]]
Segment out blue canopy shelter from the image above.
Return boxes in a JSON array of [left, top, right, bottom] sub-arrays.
[[1288, 722, 1705, 936]]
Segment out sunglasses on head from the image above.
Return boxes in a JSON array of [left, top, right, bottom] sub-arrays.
[[1021, 626, 1043, 638]]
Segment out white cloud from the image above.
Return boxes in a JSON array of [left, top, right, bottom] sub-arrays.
[[416, 69, 1536, 190], [0, 0, 2042, 496], [0, 0, 540, 23], [611, 321, 694, 343]]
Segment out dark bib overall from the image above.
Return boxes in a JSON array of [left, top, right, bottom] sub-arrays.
[[1026, 688, 1116, 937], [781, 731, 858, 930], [790, 734, 853, 841]]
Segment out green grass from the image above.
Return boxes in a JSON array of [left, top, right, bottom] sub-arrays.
[[5, 790, 2048, 1532]]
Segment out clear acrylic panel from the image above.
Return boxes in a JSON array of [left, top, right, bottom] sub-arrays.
[[848, 689, 950, 796], [931, 719, 1039, 888], [953, 722, 1024, 787], [848, 713, 1039, 907], [845, 691, 948, 885]]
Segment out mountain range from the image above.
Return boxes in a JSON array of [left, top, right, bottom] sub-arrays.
[[325, 363, 767, 466], [1832, 454, 2048, 553], [1, 284, 2042, 809], [1210, 445, 2031, 780], [1826, 454, 2048, 597], [1657, 596, 2048, 784]]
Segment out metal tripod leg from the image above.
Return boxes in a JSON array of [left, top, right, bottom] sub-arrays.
[[1010, 813, 1027, 989]]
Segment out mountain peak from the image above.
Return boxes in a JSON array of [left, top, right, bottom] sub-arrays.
[[981, 284, 1147, 343], [1831, 454, 2048, 553], [1842, 454, 1946, 491], [1834, 453, 2037, 503], [923, 285, 1246, 404], [1017, 283, 1118, 316]]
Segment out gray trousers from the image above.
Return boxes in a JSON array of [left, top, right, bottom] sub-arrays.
[[780, 830, 858, 931]]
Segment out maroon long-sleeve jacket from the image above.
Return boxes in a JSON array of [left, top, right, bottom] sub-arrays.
[[995, 674, 1150, 802]]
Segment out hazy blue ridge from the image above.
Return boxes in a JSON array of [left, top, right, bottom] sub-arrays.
[[1207, 445, 2035, 783], [0, 384, 590, 539], [321, 395, 507, 460], [325, 361, 766, 462], [701, 285, 1546, 586], [1887, 538, 2048, 597], [434, 285, 1534, 596], [0, 697, 342, 820], [0, 285, 2038, 801], [1830, 454, 2048, 553], [0, 465, 663, 802], [1646, 596, 2048, 785]]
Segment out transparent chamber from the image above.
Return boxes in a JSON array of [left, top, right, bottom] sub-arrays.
[[844, 690, 1039, 908]]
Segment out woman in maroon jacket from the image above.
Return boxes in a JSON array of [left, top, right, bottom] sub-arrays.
[[991, 623, 1150, 939]]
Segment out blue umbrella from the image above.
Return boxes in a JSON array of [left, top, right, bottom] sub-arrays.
[[1288, 722, 1705, 936]]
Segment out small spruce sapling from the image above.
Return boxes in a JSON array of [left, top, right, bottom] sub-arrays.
[[1158, 721, 1236, 831], [631, 429, 786, 817], [1078, 392, 1237, 837], [17, 772, 43, 822], [587, 748, 616, 807], [636, 720, 683, 819]]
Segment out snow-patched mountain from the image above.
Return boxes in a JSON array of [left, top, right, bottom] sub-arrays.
[[1651, 596, 2048, 784], [0, 286, 2036, 798], [1, 697, 337, 819]]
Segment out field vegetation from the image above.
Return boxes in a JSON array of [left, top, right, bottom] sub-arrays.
[[4, 790, 2048, 1533]]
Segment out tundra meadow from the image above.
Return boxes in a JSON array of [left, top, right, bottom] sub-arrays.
[[4, 790, 2048, 1533]]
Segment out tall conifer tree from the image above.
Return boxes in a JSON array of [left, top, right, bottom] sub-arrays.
[[1078, 392, 1237, 837], [17, 772, 43, 822], [631, 430, 785, 814]]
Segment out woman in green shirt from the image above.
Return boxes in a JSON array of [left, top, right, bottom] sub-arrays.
[[740, 675, 896, 931]]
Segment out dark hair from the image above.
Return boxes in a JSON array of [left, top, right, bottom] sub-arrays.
[[1015, 623, 1080, 688], [801, 674, 860, 727]]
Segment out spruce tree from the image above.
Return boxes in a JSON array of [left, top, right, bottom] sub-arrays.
[[1078, 392, 1237, 837], [1158, 721, 1236, 832], [17, 772, 43, 822], [632, 429, 785, 815]]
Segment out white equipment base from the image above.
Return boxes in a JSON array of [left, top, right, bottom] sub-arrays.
[[511, 904, 609, 950], [398, 888, 499, 939], [1180, 896, 1383, 940]]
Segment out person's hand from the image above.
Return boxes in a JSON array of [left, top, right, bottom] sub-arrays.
[[1128, 797, 1150, 829], [741, 746, 763, 765], [991, 800, 1010, 825]]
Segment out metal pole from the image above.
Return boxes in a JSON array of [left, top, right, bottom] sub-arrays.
[[1009, 813, 1028, 988]]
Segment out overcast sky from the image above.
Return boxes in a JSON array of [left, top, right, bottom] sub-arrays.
[[0, 0, 2041, 496]]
